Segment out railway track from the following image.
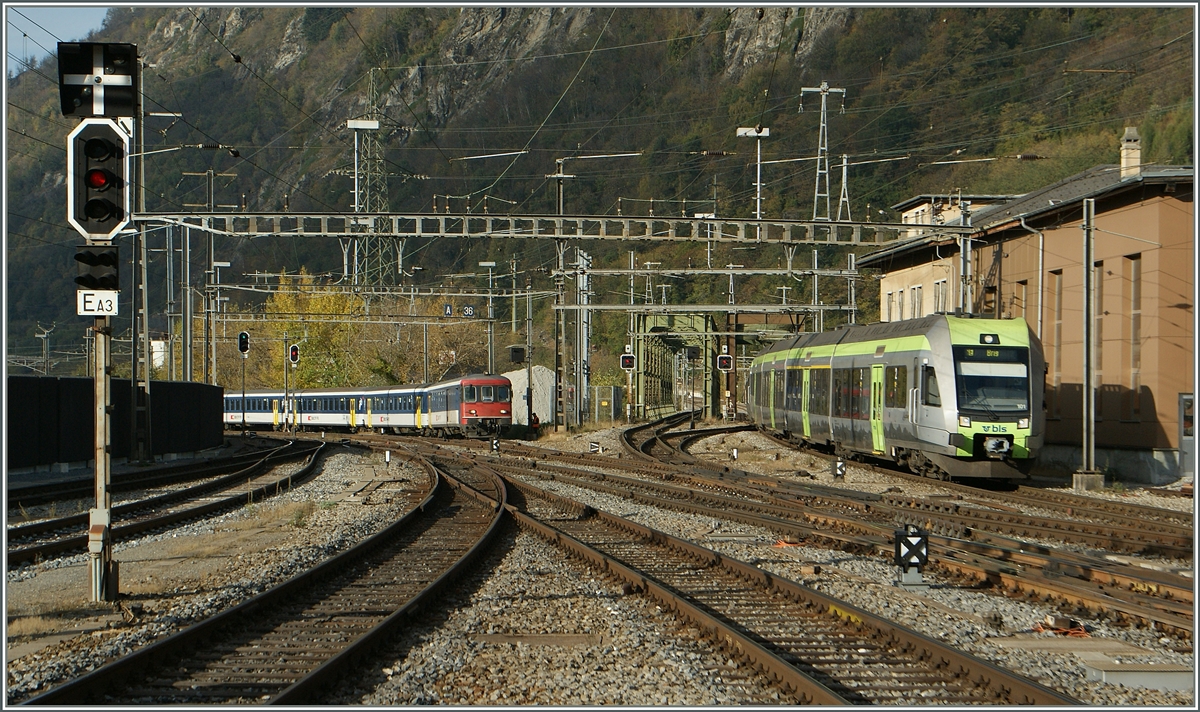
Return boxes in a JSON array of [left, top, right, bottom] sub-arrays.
[[6, 439, 292, 509], [290, 430, 1196, 639], [7, 441, 324, 567], [502, 472, 1079, 705], [22, 449, 506, 706], [487, 448, 1193, 637], [753, 431, 1193, 554]]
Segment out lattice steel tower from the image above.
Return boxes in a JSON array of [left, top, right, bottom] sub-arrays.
[[355, 67, 401, 286], [799, 81, 846, 221]]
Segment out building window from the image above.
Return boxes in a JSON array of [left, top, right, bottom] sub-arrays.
[[897, 290, 905, 322], [886, 292, 894, 322], [1014, 280, 1027, 319], [1126, 254, 1142, 420], [911, 285, 922, 319], [1050, 269, 1063, 419], [1094, 262, 1103, 420], [933, 279, 948, 313]]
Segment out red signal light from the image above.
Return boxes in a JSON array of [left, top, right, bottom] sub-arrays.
[[85, 168, 112, 190]]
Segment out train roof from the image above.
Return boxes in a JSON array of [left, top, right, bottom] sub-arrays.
[[757, 314, 1032, 357]]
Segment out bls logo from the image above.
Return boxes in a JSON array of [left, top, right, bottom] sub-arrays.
[[980, 424, 1009, 433]]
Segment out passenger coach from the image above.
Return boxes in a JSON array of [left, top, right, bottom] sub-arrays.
[[746, 315, 1045, 480], [223, 373, 512, 437]]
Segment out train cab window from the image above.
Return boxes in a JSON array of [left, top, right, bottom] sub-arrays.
[[922, 367, 941, 407], [953, 346, 1030, 412], [463, 386, 478, 402], [497, 385, 510, 402], [481, 386, 494, 402]]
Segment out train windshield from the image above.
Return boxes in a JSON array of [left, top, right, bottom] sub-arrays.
[[497, 385, 510, 402], [952, 346, 1030, 413]]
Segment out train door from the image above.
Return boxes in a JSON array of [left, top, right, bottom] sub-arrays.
[[272, 399, 279, 428], [870, 364, 885, 453], [916, 361, 947, 444], [801, 369, 811, 438], [349, 398, 357, 429]]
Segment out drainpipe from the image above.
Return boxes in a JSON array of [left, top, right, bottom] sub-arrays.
[[1019, 217, 1044, 340]]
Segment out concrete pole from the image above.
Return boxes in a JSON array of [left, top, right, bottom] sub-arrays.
[[526, 279, 534, 429], [1076, 198, 1100, 489], [89, 315, 114, 602]]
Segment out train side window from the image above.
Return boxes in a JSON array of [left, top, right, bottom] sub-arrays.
[[922, 366, 941, 406], [482, 386, 494, 402], [850, 368, 866, 419], [885, 366, 907, 408]]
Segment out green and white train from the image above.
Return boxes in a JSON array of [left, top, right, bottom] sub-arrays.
[[746, 315, 1045, 480]]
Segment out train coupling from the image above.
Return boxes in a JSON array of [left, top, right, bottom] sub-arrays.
[[982, 436, 1012, 459]]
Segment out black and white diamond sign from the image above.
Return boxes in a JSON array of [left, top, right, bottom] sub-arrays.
[[893, 528, 929, 573]]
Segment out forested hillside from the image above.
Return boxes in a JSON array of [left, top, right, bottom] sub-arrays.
[[6, 6, 1192, 384]]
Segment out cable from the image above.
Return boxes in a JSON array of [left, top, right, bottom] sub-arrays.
[[471, 8, 618, 201], [9, 8, 64, 43]]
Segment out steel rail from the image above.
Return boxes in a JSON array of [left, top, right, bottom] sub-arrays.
[[7, 440, 294, 508], [22, 451, 507, 706], [503, 474, 1079, 705], [8, 443, 324, 566], [8, 441, 315, 539]]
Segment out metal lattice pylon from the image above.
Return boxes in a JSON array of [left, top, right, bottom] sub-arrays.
[[357, 67, 401, 286], [799, 81, 846, 222]]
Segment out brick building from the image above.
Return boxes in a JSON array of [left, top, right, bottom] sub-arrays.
[[859, 129, 1194, 483]]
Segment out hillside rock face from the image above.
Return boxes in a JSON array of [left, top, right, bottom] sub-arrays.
[[794, 7, 853, 66], [130, 7, 851, 128], [722, 6, 800, 80], [411, 7, 596, 125]]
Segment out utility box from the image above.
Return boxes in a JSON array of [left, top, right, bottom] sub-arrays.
[[590, 385, 626, 422]]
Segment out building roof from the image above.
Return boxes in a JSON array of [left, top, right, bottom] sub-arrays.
[[890, 194, 1019, 212], [970, 165, 1192, 231], [858, 165, 1193, 268]]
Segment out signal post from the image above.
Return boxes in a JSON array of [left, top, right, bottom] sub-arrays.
[[61, 42, 137, 603]]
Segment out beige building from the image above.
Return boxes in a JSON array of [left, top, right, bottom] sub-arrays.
[[859, 130, 1194, 483]]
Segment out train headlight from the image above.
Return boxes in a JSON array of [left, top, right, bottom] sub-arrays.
[[1018, 417, 1030, 429], [469, 409, 477, 415], [501, 409, 508, 414], [958, 415, 972, 427]]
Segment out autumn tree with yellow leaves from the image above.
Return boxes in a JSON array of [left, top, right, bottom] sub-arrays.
[[209, 271, 490, 390]]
